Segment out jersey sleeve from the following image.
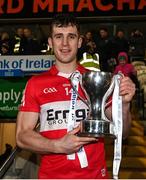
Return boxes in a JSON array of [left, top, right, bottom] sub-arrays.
[[19, 77, 40, 112]]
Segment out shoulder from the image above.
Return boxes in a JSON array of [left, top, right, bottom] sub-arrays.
[[28, 66, 56, 84], [30, 71, 49, 81]]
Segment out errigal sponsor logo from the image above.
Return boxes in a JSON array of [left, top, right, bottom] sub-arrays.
[[47, 108, 88, 124]]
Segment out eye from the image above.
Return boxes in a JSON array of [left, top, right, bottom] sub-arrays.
[[69, 34, 76, 39], [55, 34, 62, 39], [70, 35, 75, 39], [56, 35, 61, 39]]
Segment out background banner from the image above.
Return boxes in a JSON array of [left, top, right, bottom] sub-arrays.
[[0, 77, 29, 120], [0, 55, 55, 75], [0, 55, 55, 120], [0, 0, 146, 20]]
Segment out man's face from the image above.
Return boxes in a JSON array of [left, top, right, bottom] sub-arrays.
[[17, 28, 24, 37], [48, 24, 82, 64], [24, 28, 32, 38], [99, 30, 108, 38], [117, 31, 124, 38], [85, 32, 92, 41]]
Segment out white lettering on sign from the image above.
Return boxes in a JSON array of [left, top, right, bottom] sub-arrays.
[[0, 89, 22, 104], [0, 55, 55, 72]]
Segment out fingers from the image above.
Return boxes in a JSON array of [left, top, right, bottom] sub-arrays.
[[68, 126, 97, 149], [68, 126, 80, 135], [68, 126, 97, 142], [57, 130, 98, 154], [120, 76, 135, 91], [69, 136, 97, 153], [78, 136, 97, 142], [119, 76, 135, 103]]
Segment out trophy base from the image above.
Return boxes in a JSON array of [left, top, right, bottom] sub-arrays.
[[78, 120, 116, 138]]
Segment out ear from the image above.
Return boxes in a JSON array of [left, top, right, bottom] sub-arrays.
[[48, 37, 53, 48], [78, 37, 83, 49]]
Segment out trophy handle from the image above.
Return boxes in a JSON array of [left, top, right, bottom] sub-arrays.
[[70, 71, 90, 108], [101, 77, 115, 122], [101, 72, 123, 122]]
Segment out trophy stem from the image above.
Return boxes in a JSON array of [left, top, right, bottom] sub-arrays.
[[79, 120, 116, 138]]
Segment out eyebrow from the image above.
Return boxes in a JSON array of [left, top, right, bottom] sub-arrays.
[[54, 33, 78, 36]]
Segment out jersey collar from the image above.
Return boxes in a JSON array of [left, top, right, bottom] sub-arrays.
[[49, 63, 88, 76]]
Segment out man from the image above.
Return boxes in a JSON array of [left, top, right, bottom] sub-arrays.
[[19, 27, 41, 55], [94, 27, 115, 72], [13, 27, 24, 55], [114, 29, 129, 58], [16, 14, 135, 179]]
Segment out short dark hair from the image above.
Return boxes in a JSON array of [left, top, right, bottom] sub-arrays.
[[49, 13, 80, 36], [99, 27, 108, 32]]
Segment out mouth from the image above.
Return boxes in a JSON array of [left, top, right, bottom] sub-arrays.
[[60, 49, 70, 54]]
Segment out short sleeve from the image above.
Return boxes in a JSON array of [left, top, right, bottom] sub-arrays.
[[19, 77, 40, 112]]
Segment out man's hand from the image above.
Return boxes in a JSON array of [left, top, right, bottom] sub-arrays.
[[53, 126, 97, 154], [119, 76, 135, 138], [119, 76, 135, 103]]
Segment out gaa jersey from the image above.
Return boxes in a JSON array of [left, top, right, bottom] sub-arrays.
[[20, 64, 108, 179]]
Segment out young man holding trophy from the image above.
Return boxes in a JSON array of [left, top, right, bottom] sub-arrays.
[[16, 14, 135, 179]]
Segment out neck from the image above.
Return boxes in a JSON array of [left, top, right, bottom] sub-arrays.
[[55, 61, 78, 74]]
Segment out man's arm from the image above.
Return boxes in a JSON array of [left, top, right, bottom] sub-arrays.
[[122, 102, 131, 139], [16, 111, 97, 154], [16, 111, 55, 154], [119, 76, 135, 138]]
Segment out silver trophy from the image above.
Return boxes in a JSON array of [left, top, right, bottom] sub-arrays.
[[70, 71, 115, 138], [70, 70, 123, 179]]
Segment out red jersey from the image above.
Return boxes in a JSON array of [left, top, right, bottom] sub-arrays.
[[20, 64, 108, 179]]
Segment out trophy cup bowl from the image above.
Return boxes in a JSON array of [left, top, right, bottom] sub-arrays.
[[70, 71, 115, 138]]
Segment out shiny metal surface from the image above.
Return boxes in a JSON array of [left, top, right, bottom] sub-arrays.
[[79, 120, 115, 138], [71, 71, 115, 138], [81, 71, 112, 120]]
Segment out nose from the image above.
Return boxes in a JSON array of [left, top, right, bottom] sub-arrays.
[[62, 37, 68, 46]]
